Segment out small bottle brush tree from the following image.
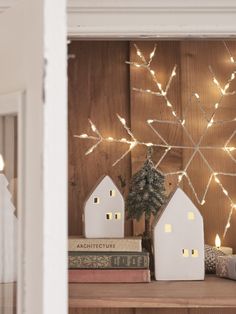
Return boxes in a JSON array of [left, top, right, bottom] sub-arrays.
[[126, 147, 166, 238]]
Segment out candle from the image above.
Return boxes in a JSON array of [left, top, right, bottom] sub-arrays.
[[215, 234, 233, 255]]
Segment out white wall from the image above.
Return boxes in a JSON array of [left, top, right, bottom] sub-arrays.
[[0, 2, 44, 312], [0, 0, 67, 313]]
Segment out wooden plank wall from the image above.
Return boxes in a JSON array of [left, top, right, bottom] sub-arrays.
[[130, 41, 183, 234], [129, 41, 236, 250], [68, 41, 132, 236], [68, 41, 236, 251], [180, 42, 236, 251]]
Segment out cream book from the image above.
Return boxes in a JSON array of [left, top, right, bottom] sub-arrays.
[[68, 237, 142, 252]]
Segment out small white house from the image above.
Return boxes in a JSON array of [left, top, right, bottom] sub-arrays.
[[84, 175, 124, 238], [153, 187, 204, 281]]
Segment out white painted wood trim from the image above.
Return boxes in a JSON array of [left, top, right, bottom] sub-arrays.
[[0, 92, 21, 114], [0, 0, 68, 312], [4, 116, 15, 182], [43, 0, 68, 313], [0, 91, 25, 314], [2, 0, 236, 37], [67, 0, 236, 38]]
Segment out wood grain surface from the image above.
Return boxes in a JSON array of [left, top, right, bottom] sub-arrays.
[[180, 41, 236, 251], [129, 41, 183, 235], [136, 310, 187, 314], [129, 41, 236, 248], [70, 309, 236, 314], [68, 41, 132, 236], [190, 310, 236, 314], [69, 275, 236, 309], [70, 309, 134, 314], [68, 40, 236, 248]]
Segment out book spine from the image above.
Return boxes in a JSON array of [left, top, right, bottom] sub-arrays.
[[68, 252, 149, 269], [68, 269, 151, 283], [68, 238, 141, 252]]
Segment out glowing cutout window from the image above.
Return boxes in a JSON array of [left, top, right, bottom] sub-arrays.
[[110, 190, 116, 197], [94, 197, 100, 204], [188, 212, 195, 220], [192, 249, 199, 257], [115, 212, 121, 220], [106, 213, 112, 220], [182, 249, 189, 257], [164, 224, 172, 233]]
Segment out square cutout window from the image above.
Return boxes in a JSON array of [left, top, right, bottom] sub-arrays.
[[192, 249, 199, 257], [94, 197, 100, 204], [182, 249, 189, 257], [164, 224, 172, 233], [110, 190, 116, 197], [188, 212, 195, 220], [115, 212, 121, 220], [106, 213, 112, 220]]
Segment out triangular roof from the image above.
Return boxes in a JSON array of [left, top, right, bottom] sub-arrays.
[[83, 174, 123, 208], [152, 187, 177, 228], [152, 187, 202, 228]]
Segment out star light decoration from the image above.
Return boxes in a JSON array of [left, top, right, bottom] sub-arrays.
[[75, 42, 236, 238]]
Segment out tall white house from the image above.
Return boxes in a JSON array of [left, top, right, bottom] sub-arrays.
[[84, 175, 124, 238], [153, 188, 204, 281]]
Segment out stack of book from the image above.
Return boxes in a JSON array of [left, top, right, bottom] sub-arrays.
[[68, 237, 150, 283]]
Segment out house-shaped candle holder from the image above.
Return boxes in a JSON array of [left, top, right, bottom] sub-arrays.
[[83, 175, 124, 238], [153, 187, 204, 281]]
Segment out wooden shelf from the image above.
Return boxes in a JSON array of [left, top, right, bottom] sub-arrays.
[[69, 275, 236, 309]]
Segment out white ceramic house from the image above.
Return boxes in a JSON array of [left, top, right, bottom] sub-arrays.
[[84, 175, 124, 238], [153, 187, 204, 281]]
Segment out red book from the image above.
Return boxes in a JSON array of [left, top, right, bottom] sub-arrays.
[[69, 269, 151, 283]]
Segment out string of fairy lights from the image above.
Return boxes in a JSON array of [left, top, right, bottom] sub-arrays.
[[75, 42, 236, 238]]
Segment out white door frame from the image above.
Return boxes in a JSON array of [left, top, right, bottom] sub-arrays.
[[0, 1, 67, 314], [67, 0, 236, 38], [0, 91, 25, 313]]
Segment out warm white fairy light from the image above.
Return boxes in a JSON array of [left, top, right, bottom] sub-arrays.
[[214, 175, 220, 184], [224, 41, 235, 64], [80, 134, 88, 138], [149, 46, 156, 60], [209, 65, 236, 98], [207, 117, 214, 128], [76, 43, 236, 237], [171, 68, 176, 77], [137, 49, 141, 57]]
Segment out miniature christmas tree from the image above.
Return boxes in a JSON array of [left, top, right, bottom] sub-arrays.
[[126, 147, 166, 238], [0, 155, 17, 283]]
